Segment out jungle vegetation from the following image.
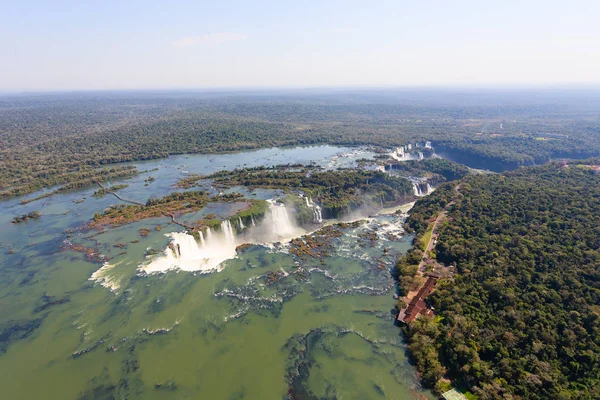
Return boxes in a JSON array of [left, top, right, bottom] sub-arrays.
[[18, 166, 138, 205], [1, 89, 599, 199], [402, 159, 600, 399], [89, 190, 269, 233], [182, 167, 415, 217]]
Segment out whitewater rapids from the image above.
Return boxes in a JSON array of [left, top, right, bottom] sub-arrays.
[[140, 200, 306, 275]]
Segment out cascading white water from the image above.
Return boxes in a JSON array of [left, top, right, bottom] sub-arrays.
[[314, 205, 322, 223], [251, 216, 256, 227], [418, 152, 424, 160], [142, 200, 305, 274], [304, 196, 323, 223], [412, 182, 422, 196], [238, 216, 245, 230], [411, 181, 432, 197], [141, 231, 237, 274], [265, 200, 297, 238], [425, 141, 432, 148], [221, 220, 235, 245]]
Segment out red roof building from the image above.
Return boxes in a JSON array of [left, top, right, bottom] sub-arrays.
[[397, 276, 437, 323]]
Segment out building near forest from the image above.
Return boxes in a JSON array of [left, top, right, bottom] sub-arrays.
[[397, 276, 437, 323]]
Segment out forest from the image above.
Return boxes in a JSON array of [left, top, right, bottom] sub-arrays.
[[1, 89, 599, 199], [403, 159, 600, 399], [183, 167, 415, 217]]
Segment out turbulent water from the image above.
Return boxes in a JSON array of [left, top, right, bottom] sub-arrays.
[[142, 200, 306, 275], [0, 146, 435, 399]]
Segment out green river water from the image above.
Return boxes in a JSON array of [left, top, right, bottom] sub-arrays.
[[0, 146, 434, 399]]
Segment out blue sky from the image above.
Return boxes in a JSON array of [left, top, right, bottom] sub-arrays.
[[1, 0, 599, 90]]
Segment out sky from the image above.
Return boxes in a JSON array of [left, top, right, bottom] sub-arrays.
[[1, 0, 599, 91]]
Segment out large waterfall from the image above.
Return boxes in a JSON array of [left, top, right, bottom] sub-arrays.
[[141, 200, 305, 274], [141, 230, 237, 274]]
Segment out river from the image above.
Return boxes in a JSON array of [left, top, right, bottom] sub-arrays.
[[0, 145, 435, 399]]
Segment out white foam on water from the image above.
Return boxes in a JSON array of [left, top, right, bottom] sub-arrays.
[[141, 231, 235, 275], [89, 261, 122, 292], [140, 200, 306, 275]]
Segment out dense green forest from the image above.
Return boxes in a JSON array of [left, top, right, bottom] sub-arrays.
[[1, 89, 599, 199], [183, 167, 415, 217], [404, 160, 600, 399]]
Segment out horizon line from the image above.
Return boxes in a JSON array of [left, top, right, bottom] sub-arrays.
[[2, 82, 600, 96]]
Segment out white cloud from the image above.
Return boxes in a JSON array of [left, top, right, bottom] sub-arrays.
[[172, 32, 247, 48]]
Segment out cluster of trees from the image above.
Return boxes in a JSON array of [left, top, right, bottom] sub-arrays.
[[199, 167, 415, 217], [387, 159, 472, 182], [11, 211, 41, 224], [1, 91, 599, 199], [91, 190, 210, 226], [404, 159, 600, 399], [17, 166, 138, 204], [92, 184, 129, 197]]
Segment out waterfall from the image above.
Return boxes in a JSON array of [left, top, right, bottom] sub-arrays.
[[425, 141, 432, 148], [314, 205, 322, 223], [238, 216, 245, 230], [418, 152, 424, 160], [251, 216, 256, 227], [141, 199, 306, 275], [412, 183, 421, 196], [304, 196, 323, 223], [267, 201, 296, 237], [412, 181, 432, 196], [141, 231, 237, 274], [221, 220, 235, 245]]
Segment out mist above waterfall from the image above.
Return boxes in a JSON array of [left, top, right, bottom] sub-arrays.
[[141, 200, 306, 274]]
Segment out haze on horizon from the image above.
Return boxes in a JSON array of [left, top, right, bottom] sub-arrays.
[[2, 0, 599, 92]]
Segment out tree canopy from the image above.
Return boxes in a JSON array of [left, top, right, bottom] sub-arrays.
[[405, 159, 600, 399]]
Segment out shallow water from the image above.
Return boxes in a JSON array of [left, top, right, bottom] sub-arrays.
[[0, 146, 434, 399]]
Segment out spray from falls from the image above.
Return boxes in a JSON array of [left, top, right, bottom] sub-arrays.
[[141, 200, 305, 274]]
